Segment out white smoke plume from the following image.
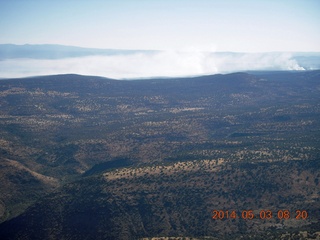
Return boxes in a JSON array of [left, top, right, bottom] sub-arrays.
[[0, 51, 309, 79]]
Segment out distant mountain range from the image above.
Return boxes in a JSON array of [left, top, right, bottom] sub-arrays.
[[0, 44, 156, 60], [0, 44, 319, 79]]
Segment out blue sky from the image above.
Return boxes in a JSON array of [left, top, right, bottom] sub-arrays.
[[1, 0, 319, 52]]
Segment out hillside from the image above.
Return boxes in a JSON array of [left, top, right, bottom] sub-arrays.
[[0, 160, 319, 239], [0, 71, 319, 238]]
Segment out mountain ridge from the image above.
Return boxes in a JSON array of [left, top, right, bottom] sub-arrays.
[[0, 44, 157, 60], [0, 71, 319, 238]]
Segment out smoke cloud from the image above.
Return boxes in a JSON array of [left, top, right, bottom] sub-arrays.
[[0, 51, 313, 79]]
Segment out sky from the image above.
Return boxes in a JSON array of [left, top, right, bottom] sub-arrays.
[[0, 0, 319, 79], [1, 0, 320, 52]]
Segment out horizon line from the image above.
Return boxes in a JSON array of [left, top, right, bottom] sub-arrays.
[[1, 43, 320, 54]]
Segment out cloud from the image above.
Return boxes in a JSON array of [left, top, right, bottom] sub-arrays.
[[0, 51, 309, 79], [212, 52, 306, 72]]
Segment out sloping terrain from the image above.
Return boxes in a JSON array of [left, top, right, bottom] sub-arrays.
[[0, 159, 319, 239], [0, 158, 58, 222], [0, 71, 319, 238]]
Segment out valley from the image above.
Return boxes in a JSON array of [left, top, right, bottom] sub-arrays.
[[0, 71, 319, 239]]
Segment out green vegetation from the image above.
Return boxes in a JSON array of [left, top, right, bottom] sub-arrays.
[[0, 71, 319, 239]]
